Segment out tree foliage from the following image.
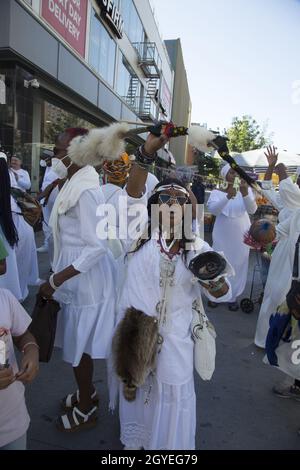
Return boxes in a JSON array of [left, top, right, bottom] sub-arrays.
[[226, 115, 272, 153]]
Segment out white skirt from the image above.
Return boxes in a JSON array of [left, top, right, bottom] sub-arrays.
[[54, 247, 116, 367], [120, 375, 196, 450]]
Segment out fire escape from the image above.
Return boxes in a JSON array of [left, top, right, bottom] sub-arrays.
[[132, 42, 162, 122]]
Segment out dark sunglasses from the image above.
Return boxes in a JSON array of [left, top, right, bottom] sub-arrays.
[[158, 193, 188, 206]]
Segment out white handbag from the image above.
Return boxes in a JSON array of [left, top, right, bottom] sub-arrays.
[[191, 298, 217, 381]]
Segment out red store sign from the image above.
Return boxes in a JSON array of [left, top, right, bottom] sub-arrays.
[[41, 0, 88, 57]]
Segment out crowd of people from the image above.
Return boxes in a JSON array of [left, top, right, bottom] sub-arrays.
[[0, 128, 299, 451]]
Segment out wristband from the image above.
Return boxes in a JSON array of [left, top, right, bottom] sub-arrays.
[[22, 342, 39, 354], [49, 273, 59, 290]]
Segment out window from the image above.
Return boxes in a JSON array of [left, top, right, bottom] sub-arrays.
[[116, 52, 141, 101], [120, 0, 145, 44], [89, 11, 116, 87]]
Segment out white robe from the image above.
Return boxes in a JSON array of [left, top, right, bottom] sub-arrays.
[[115, 237, 232, 450], [207, 189, 257, 302], [255, 178, 300, 348], [11, 197, 39, 301], [52, 187, 117, 366]]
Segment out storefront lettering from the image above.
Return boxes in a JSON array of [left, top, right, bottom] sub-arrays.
[[96, 0, 124, 39], [42, 0, 87, 57]]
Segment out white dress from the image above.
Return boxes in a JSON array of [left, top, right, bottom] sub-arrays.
[[255, 178, 300, 348], [53, 188, 116, 367], [117, 238, 232, 450], [207, 189, 257, 302], [10, 197, 39, 301]]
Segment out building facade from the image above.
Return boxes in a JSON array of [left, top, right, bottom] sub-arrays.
[[165, 39, 191, 166], [0, 0, 174, 190]]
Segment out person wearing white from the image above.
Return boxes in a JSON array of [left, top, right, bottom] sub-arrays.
[[110, 134, 233, 450], [0, 154, 22, 300], [207, 164, 257, 310], [8, 159, 39, 300], [10, 156, 31, 191], [38, 128, 120, 432], [37, 159, 59, 256], [255, 155, 300, 348]]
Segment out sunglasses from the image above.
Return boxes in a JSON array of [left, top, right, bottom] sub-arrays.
[[158, 193, 188, 206]]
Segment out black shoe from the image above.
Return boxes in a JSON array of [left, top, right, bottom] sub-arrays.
[[207, 300, 218, 308], [228, 301, 239, 311]]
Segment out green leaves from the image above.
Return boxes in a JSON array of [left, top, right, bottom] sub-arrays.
[[226, 115, 272, 153]]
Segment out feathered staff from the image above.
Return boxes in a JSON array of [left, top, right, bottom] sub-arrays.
[[188, 126, 262, 192], [67, 121, 188, 168]]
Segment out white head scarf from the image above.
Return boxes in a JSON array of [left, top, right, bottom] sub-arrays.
[[0, 152, 7, 162], [220, 163, 231, 180]]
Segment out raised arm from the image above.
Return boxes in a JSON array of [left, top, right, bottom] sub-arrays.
[[126, 133, 168, 198], [264, 146, 278, 181]]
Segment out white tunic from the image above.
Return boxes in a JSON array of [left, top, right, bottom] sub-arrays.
[[117, 238, 232, 450], [207, 189, 257, 302], [255, 178, 300, 348], [53, 188, 116, 367]]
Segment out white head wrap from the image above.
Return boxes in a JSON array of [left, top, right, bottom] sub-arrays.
[[0, 152, 7, 162], [220, 163, 231, 180]]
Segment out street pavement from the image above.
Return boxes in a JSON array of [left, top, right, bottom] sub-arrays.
[[23, 232, 300, 450]]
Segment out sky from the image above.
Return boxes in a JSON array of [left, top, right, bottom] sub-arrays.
[[150, 0, 300, 153]]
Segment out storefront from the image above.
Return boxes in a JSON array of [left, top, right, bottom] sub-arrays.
[[0, 0, 174, 191]]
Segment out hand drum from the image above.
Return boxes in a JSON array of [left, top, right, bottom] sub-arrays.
[[189, 252, 227, 281]]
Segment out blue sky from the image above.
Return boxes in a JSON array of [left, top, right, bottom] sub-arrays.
[[151, 0, 300, 153]]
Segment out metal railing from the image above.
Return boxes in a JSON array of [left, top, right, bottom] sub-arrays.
[[132, 42, 162, 78], [122, 95, 158, 122]]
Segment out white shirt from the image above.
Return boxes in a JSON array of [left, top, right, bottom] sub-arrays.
[[0, 289, 31, 447], [13, 169, 31, 191]]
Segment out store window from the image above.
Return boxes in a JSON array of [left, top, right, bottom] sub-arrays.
[[120, 0, 145, 44], [42, 102, 95, 146], [89, 10, 116, 87]]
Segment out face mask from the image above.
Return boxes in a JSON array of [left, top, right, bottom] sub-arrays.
[[52, 156, 72, 178], [40, 160, 47, 168]]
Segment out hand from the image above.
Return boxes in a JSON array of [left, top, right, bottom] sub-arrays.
[[0, 366, 15, 390], [226, 184, 237, 199], [207, 277, 229, 299], [264, 145, 278, 168], [144, 133, 169, 155], [16, 348, 39, 384], [240, 179, 249, 197], [38, 281, 55, 299]]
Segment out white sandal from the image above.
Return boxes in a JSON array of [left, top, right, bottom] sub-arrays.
[[61, 389, 99, 410], [57, 406, 98, 433]]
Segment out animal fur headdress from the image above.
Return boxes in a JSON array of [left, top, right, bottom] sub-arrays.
[[67, 122, 129, 167]]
